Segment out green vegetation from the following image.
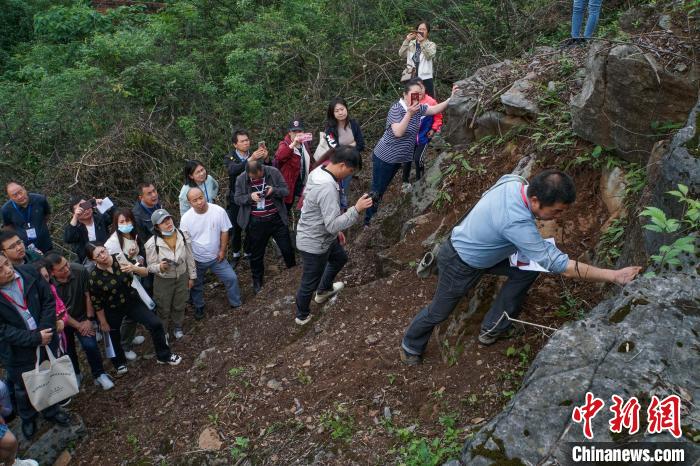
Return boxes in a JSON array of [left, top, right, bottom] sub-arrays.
[[320, 403, 355, 441], [229, 436, 250, 461], [385, 415, 464, 466], [640, 184, 698, 274]]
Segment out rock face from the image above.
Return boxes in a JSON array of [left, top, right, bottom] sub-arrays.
[[570, 43, 698, 163], [500, 72, 539, 118], [459, 266, 700, 465], [619, 96, 700, 267], [16, 415, 86, 465]]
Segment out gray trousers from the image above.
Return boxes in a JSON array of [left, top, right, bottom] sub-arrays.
[[402, 240, 539, 356], [154, 274, 189, 332]]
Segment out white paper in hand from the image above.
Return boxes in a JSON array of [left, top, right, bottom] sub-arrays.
[[509, 238, 555, 273], [103, 331, 116, 358], [97, 197, 114, 214]]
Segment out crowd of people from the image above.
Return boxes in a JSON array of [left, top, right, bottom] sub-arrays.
[[0, 17, 636, 464]]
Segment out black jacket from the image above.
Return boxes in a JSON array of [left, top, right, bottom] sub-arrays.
[[233, 165, 289, 230], [131, 201, 160, 242], [325, 119, 365, 153], [63, 212, 112, 263], [224, 150, 272, 205], [0, 266, 58, 369]]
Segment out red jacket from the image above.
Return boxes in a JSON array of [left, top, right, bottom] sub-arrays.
[[274, 135, 312, 205]]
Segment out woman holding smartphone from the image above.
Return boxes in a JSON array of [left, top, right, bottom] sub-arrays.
[[85, 242, 182, 374], [364, 80, 457, 226], [144, 209, 196, 340], [323, 98, 365, 210], [399, 21, 436, 97]]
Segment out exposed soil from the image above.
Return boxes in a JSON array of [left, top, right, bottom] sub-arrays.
[[62, 132, 614, 465]]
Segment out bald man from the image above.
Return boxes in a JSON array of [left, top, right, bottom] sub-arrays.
[[180, 188, 242, 319], [1, 182, 53, 253]]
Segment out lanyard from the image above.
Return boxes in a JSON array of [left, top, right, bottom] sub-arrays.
[[520, 184, 529, 208], [202, 182, 210, 202], [12, 202, 32, 227], [252, 177, 266, 194], [0, 278, 28, 311]]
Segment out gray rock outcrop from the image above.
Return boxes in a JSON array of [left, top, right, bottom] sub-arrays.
[[459, 264, 700, 465], [570, 43, 698, 163]]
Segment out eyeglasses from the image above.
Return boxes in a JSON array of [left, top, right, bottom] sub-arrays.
[[2, 239, 24, 251]]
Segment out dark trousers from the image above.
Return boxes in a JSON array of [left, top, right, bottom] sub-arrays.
[[402, 143, 429, 182], [227, 203, 248, 254], [423, 78, 434, 97], [248, 215, 296, 284], [106, 299, 171, 367], [402, 240, 539, 355], [295, 240, 348, 319], [64, 325, 106, 380], [364, 153, 402, 225], [5, 348, 61, 422]]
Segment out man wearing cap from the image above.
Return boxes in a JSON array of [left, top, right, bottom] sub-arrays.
[[2, 182, 53, 254], [145, 208, 196, 337], [275, 120, 312, 213]]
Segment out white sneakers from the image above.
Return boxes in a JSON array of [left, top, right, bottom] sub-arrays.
[[124, 350, 137, 361], [95, 373, 114, 391], [173, 328, 184, 340], [314, 282, 345, 304], [116, 365, 128, 375], [157, 353, 182, 366], [132, 335, 145, 345], [295, 316, 312, 326], [13, 458, 39, 466]]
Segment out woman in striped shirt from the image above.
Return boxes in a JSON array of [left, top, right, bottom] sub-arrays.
[[364, 81, 456, 225]]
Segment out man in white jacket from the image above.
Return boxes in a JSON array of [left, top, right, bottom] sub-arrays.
[[294, 146, 373, 325]]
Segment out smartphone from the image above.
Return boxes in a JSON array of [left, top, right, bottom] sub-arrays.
[[115, 253, 131, 268], [79, 198, 96, 210], [258, 141, 266, 149], [300, 133, 313, 143], [163, 258, 177, 266], [410, 92, 420, 106]]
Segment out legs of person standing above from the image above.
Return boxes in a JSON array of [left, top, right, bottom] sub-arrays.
[[422, 78, 434, 97], [401, 161, 412, 184], [210, 259, 242, 308], [154, 274, 188, 337], [119, 317, 137, 360], [71, 329, 107, 379], [401, 241, 483, 362], [364, 153, 402, 225], [571, 0, 585, 38], [63, 326, 82, 380], [478, 260, 539, 344], [583, 0, 602, 38], [295, 249, 330, 322]]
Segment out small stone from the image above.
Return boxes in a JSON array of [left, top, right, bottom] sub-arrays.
[[471, 417, 486, 424], [198, 427, 222, 451], [383, 406, 392, 421], [267, 379, 282, 391], [273, 310, 280, 317], [365, 335, 379, 345], [657, 14, 671, 30], [54, 450, 72, 466], [476, 359, 483, 366], [547, 81, 556, 92], [302, 360, 311, 367]]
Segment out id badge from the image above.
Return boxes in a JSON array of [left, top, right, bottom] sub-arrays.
[[26, 227, 37, 240], [26, 315, 37, 330], [257, 199, 266, 210]]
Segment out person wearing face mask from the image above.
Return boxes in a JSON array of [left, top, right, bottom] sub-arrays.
[[63, 195, 112, 265], [145, 209, 196, 340], [178, 160, 219, 217], [105, 208, 148, 361], [399, 171, 643, 366], [399, 21, 436, 97]]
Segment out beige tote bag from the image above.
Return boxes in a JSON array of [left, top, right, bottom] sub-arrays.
[[22, 346, 79, 411]]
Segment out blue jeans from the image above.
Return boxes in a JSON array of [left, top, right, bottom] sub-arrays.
[[571, 0, 603, 38], [64, 325, 106, 379], [339, 175, 352, 211], [192, 258, 242, 308], [364, 153, 402, 225]]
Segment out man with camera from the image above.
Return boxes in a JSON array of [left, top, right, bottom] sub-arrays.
[[225, 129, 269, 265], [294, 146, 372, 325], [233, 160, 295, 294]]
